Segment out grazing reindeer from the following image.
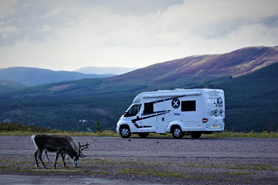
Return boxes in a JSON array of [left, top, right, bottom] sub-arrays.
[[31, 134, 89, 169]]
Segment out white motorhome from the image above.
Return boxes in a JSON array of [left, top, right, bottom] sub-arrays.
[[116, 89, 225, 139]]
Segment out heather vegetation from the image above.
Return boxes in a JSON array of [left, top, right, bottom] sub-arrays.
[[0, 122, 277, 138]]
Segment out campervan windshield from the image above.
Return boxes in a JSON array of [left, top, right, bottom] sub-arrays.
[[124, 104, 141, 117]]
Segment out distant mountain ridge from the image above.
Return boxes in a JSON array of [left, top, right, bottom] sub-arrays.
[[0, 46, 277, 88], [0, 67, 111, 86], [75, 66, 137, 75], [107, 46, 278, 88]]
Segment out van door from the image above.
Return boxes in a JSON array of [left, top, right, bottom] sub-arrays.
[[155, 99, 168, 133], [140, 101, 157, 131], [181, 100, 199, 128]]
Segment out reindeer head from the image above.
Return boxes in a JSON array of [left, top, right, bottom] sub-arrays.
[[72, 142, 90, 167]]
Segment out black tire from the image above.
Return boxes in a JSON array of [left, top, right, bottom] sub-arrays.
[[120, 126, 131, 138], [138, 133, 149, 138], [190, 132, 202, 139], [172, 126, 184, 139]]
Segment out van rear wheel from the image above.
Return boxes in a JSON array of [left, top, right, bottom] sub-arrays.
[[120, 126, 131, 138], [172, 126, 184, 139], [190, 132, 202, 139]]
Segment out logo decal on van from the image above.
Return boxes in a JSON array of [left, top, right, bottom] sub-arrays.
[[172, 98, 180, 109], [209, 96, 224, 116]]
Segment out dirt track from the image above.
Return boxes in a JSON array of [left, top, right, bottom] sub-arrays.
[[0, 136, 277, 184]]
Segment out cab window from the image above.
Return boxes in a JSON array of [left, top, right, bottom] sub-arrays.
[[124, 104, 141, 117]]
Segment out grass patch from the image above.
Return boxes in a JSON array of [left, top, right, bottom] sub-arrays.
[[95, 171, 111, 175], [181, 162, 278, 172], [1, 154, 276, 184], [170, 173, 181, 177], [0, 122, 277, 138], [157, 173, 168, 177], [226, 172, 250, 176], [119, 168, 162, 176], [230, 164, 277, 171], [118, 167, 192, 179], [213, 131, 278, 138]]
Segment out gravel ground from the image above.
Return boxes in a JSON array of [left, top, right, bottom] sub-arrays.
[[0, 135, 277, 184]]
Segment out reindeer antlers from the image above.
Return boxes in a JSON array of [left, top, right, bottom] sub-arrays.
[[78, 142, 90, 151], [78, 142, 90, 158]]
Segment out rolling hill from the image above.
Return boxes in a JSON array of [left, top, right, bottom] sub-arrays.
[[0, 79, 25, 92], [106, 46, 277, 88], [0, 67, 112, 86], [1, 46, 276, 89]]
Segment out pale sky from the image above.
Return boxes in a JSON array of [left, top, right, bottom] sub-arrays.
[[0, 0, 277, 71]]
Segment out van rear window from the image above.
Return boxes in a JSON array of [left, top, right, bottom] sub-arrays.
[[181, 101, 196, 111]]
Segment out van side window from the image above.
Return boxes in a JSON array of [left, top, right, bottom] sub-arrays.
[[124, 104, 141, 117], [181, 101, 196, 111], [143, 102, 154, 115]]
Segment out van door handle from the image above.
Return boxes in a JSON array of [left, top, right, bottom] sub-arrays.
[[162, 117, 164, 121]]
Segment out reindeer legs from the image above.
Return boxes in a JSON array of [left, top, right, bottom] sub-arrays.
[[53, 151, 60, 169], [61, 153, 68, 168], [53, 150, 68, 169], [34, 150, 40, 168], [44, 151, 51, 163], [34, 149, 47, 169]]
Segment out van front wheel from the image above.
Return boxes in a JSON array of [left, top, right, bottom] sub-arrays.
[[172, 126, 184, 139], [120, 126, 131, 138]]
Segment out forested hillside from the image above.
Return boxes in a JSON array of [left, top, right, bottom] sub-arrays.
[[0, 78, 139, 131], [0, 63, 277, 132], [0, 67, 111, 86], [197, 62, 278, 132], [0, 79, 25, 91]]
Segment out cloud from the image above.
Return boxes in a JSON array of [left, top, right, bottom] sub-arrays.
[[2, 0, 277, 48], [0, 25, 18, 33], [0, 0, 17, 18], [43, 8, 62, 18], [227, 23, 278, 46], [0, 0, 277, 70], [40, 24, 52, 32]]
